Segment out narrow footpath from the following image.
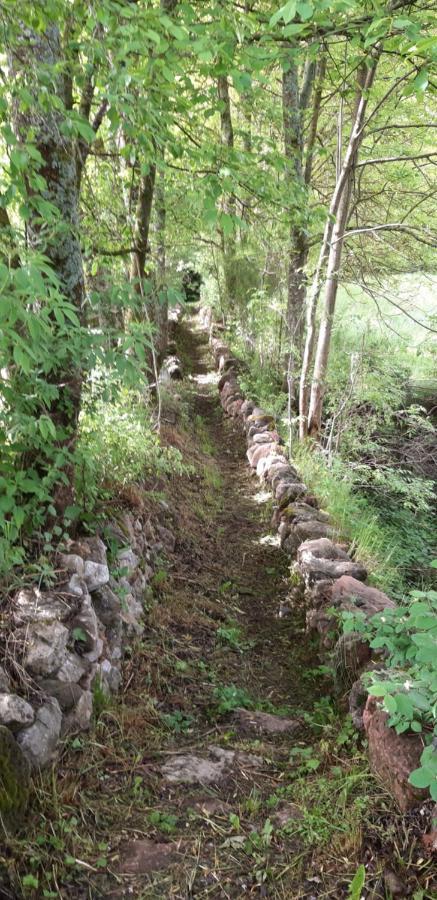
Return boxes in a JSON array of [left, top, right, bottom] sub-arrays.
[[6, 314, 430, 900]]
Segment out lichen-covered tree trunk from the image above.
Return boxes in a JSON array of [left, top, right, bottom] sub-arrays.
[[10, 24, 85, 431]]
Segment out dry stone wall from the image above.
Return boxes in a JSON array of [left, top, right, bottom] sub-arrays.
[[0, 505, 176, 824], [211, 332, 427, 812]]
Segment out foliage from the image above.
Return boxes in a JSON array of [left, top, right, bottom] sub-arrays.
[[343, 575, 437, 800], [213, 682, 253, 715], [75, 387, 188, 513]]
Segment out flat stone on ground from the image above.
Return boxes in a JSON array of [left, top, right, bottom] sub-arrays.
[[118, 839, 179, 874], [161, 745, 262, 785], [232, 708, 299, 737]]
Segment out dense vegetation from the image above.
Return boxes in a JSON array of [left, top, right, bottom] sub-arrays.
[[0, 0, 435, 586], [0, 2, 436, 892]]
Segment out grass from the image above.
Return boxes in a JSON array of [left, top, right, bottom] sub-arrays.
[[291, 441, 401, 595]]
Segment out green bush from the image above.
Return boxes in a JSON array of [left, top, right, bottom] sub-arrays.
[[75, 387, 189, 513]]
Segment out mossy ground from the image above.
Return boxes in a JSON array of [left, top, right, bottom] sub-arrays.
[[0, 317, 435, 899]]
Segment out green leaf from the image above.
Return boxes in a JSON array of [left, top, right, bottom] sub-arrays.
[[413, 69, 429, 93], [13, 344, 32, 374], [348, 863, 365, 900], [297, 1, 313, 21], [270, 1, 297, 27], [408, 767, 432, 789]]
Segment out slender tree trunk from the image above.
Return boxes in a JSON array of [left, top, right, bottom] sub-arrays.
[[154, 168, 167, 360], [299, 56, 379, 439], [130, 165, 157, 286], [282, 61, 306, 363], [218, 74, 236, 303], [282, 54, 317, 405]]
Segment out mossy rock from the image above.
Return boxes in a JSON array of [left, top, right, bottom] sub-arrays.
[[0, 725, 31, 832]]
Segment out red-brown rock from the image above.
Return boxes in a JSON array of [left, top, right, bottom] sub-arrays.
[[331, 575, 396, 616], [363, 696, 427, 812]]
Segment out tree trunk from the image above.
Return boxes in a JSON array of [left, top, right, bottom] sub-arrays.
[[282, 54, 317, 404], [154, 168, 167, 360], [10, 24, 85, 430], [218, 74, 236, 304], [130, 165, 157, 286], [282, 61, 306, 364], [299, 56, 379, 440]]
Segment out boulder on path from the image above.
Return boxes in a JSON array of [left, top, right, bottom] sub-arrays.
[[363, 696, 427, 811], [280, 503, 329, 525], [118, 839, 180, 874], [249, 431, 282, 446], [0, 725, 30, 830], [161, 745, 262, 785], [17, 698, 62, 769], [232, 708, 299, 737]]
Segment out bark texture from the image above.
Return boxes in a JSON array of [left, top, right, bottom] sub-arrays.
[[299, 56, 379, 439]]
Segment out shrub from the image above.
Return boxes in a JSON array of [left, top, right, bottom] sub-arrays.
[[75, 387, 189, 513]]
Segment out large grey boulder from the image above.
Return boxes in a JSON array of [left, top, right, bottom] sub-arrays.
[[0, 694, 35, 731], [24, 621, 69, 676], [83, 560, 110, 592], [13, 588, 72, 624], [56, 650, 90, 684], [17, 698, 62, 769], [275, 480, 307, 507]]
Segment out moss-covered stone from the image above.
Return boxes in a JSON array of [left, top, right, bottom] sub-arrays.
[[0, 725, 30, 831]]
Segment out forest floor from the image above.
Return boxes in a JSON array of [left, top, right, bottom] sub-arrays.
[[1, 313, 435, 900]]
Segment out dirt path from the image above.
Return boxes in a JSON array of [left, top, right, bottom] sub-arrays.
[[5, 315, 433, 900]]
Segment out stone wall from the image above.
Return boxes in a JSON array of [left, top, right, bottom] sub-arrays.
[[0, 504, 176, 822], [211, 333, 427, 812]]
